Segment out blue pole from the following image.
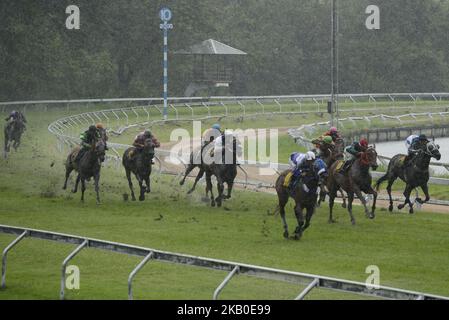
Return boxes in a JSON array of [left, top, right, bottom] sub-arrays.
[[163, 26, 168, 120]]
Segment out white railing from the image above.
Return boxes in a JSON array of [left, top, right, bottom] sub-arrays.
[[3, 92, 449, 107], [46, 99, 449, 186], [1, 224, 447, 300]]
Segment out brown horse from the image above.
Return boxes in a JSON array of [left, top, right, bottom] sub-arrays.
[[122, 138, 155, 201], [314, 138, 347, 208], [63, 140, 106, 204], [327, 147, 378, 225], [275, 158, 328, 240]]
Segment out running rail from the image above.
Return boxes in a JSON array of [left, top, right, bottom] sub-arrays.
[[0, 224, 447, 300]]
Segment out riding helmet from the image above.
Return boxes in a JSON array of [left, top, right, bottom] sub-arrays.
[[323, 136, 333, 144], [359, 138, 368, 148], [306, 151, 316, 161], [419, 134, 428, 141]]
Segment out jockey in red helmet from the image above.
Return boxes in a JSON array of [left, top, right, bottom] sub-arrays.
[[342, 138, 369, 172]]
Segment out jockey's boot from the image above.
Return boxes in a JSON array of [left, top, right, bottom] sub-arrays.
[[288, 169, 302, 192], [403, 154, 414, 168], [75, 148, 86, 164], [342, 159, 354, 173]]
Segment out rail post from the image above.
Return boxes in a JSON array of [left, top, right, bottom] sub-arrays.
[[60, 239, 88, 300], [128, 252, 154, 300], [1, 230, 28, 289], [213, 266, 239, 300]]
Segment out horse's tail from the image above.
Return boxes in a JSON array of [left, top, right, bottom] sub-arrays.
[[375, 155, 399, 191], [375, 173, 389, 191]]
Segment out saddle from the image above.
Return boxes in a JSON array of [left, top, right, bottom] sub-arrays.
[[398, 155, 407, 166], [129, 148, 137, 159], [283, 171, 294, 188], [70, 146, 81, 163], [335, 160, 345, 173]]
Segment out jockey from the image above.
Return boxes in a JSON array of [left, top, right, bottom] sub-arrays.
[[75, 125, 101, 164], [213, 129, 235, 163], [202, 123, 222, 146], [5, 110, 27, 132], [342, 138, 369, 172], [404, 134, 429, 166], [283, 151, 316, 189], [315, 135, 334, 158], [405, 134, 418, 152], [133, 129, 160, 164], [323, 127, 341, 143]]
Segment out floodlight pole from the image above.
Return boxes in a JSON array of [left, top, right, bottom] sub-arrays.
[[330, 0, 339, 128], [159, 8, 173, 120]]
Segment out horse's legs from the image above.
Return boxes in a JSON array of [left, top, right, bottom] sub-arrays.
[[386, 177, 397, 212], [226, 181, 234, 199], [72, 174, 80, 193], [328, 186, 338, 223], [80, 178, 86, 202], [317, 190, 325, 208], [63, 166, 73, 190], [215, 175, 224, 207], [144, 174, 151, 193], [13, 137, 20, 151], [187, 168, 203, 194], [180, 164, 195, 186], [339, 188, 347, 208], [416, 184, 430, 204], [347, 192, 356, 225], [94, 173, 101, 205], [303, 205, 314, 231], [367, 186, 378, 218], [136, 174, 145, 201], [278, 188, 289, 238], [353, 186, 372, 219], [293, 203, 305, 240], [206, 173, 215, 207], [126, 170, 136, 201], [398, 184, 414, 214]]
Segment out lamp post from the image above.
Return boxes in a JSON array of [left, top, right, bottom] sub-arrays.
[[159, 7, 173, 120], [330, 0, 339, 128]]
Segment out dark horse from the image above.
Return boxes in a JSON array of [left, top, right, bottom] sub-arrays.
[[4, 119, 25, 158], [275, 158, 328, 240], [63, 140, 106, 204], [204, 135, 242, 207], [327, 146, 378, 225], [122, 138, 155, 201], [375, 141, 441, 214]]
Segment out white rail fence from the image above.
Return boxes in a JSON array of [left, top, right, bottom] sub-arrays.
[[1, 224, 447, 300]]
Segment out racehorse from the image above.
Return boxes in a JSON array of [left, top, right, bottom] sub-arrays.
[[122, 138, 155, 201], [204, 135, 242, 207], [63, 140, 106, 204], [375, 141, 441, 214], [275, 158, 328, 240], [327, 146, 378, 225], [4, 119, 25, 158], [314, 138, 347, 208]]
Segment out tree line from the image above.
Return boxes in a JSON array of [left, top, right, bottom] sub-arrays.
[[1, 0, 448, 100]]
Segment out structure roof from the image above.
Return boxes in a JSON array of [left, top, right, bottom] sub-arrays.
[[176, 39, 247, 55]]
